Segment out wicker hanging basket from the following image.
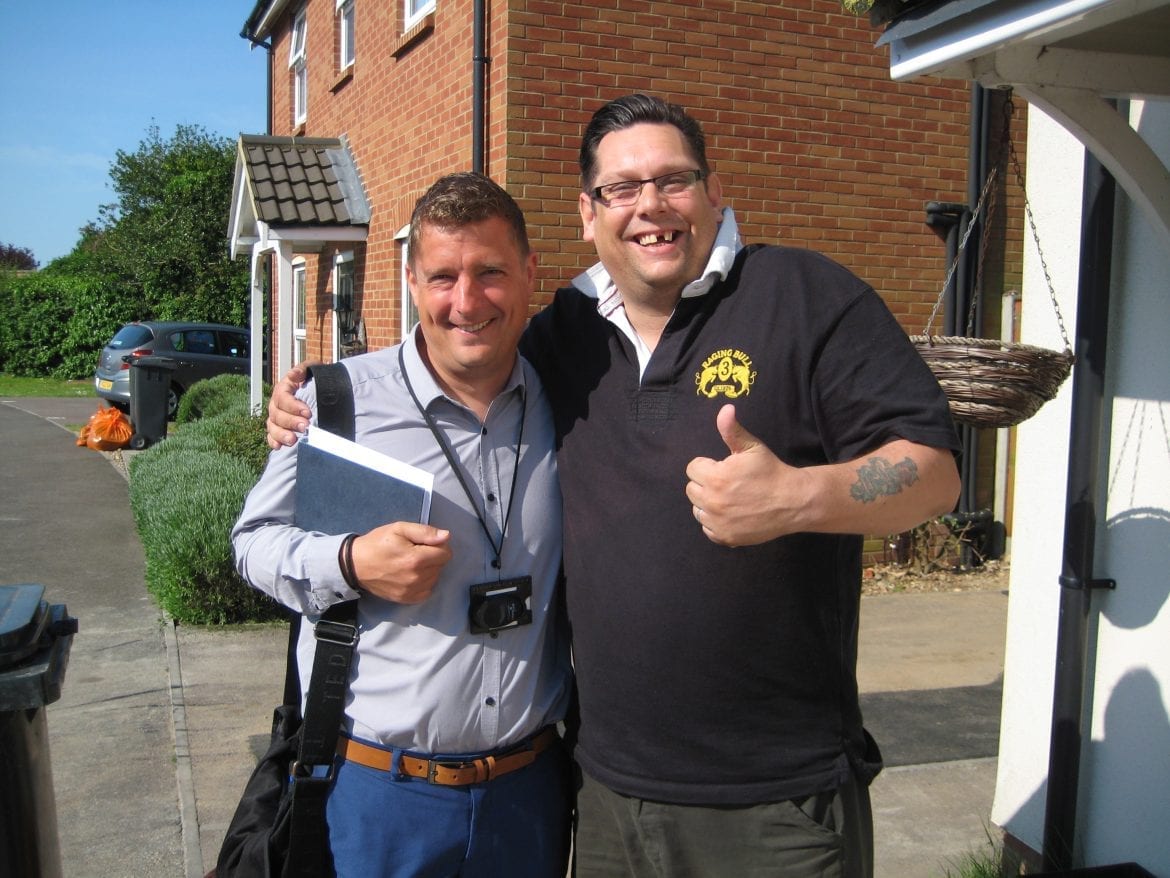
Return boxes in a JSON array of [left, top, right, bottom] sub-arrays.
[[912, 335, 1073, 430], [913, 92, 1074, 430]]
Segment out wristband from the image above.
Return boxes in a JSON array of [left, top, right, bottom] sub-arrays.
[[338, 533, 363, 593]]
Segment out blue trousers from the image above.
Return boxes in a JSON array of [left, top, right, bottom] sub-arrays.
[[325, 739, 571, 878]]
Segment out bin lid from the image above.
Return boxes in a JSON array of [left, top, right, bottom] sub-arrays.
[[0, 583, 50, 668], [131, 356, 177, 369]]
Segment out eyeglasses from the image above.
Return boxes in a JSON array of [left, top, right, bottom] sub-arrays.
[[590, 169, 706, 208]]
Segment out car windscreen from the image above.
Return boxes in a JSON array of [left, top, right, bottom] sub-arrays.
[[107, 325, 154, 350]]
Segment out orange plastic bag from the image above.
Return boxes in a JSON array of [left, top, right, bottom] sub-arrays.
[[86, 406, 133, 451], [76, 408, 101, 447]]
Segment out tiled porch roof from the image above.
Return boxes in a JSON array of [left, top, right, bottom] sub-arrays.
[[235, 135, 370, 227]]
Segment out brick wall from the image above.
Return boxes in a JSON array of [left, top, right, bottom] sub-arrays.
[[506, 0, 1025, 327]]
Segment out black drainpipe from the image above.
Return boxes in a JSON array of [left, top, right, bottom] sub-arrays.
[[1041, 145, 1116, 873], [472, 0, 488, 174], [957, 84, 990, 518]]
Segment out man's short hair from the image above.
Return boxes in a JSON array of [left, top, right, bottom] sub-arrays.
[[578, 94, 710, 191], [408, 172, 530, 266]]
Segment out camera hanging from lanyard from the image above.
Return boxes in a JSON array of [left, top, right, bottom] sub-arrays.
[[468, 576, 533, 634]]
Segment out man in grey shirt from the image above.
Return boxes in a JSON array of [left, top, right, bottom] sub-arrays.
[[232, 172, 571, 877]]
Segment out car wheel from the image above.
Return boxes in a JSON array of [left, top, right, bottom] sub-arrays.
[[167, 386, 182, 420]]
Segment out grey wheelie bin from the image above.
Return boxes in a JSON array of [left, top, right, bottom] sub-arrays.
[[0, 583, 77, 878], [128, 355, 176, 449]]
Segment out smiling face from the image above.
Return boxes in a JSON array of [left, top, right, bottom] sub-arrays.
[[407, 216, 536, 411], [579, 123, 723, 312]]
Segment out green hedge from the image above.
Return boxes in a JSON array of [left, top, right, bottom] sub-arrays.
[[128, 377, 281, 624], [0, 270, 133, 378], [175, 373, 266, 423]]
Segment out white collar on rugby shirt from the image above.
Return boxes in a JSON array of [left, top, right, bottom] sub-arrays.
[[570, 208, 742, 377]]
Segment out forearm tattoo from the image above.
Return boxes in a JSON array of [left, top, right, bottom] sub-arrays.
[[850, 456, 919, 504]]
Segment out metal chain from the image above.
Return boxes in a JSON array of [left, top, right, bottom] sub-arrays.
[[923, 165, 999, 335], [1002, 92, 1073, 351], [923, 90, 1072, 352], [965, 157, 1000, 336]]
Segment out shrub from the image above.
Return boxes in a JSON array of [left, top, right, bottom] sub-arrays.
[[129, 410, 280, 624], [0, 270, 131, 378], [175, 373, 268, 423], [196, 411, 272, 475]]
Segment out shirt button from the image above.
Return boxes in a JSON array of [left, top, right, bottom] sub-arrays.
[[491, 559, 501, 569], [486, 493, 496, 502], [485, 697, 496, 707]]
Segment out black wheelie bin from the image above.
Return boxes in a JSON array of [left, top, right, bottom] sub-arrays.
[[0, 583, 77, 878], [128, 355, 176, 449]]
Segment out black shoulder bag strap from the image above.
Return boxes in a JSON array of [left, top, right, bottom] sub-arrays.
[[284, 362, 360, 877]]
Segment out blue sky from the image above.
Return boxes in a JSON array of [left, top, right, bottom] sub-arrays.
[[0, 1, 268, 266]]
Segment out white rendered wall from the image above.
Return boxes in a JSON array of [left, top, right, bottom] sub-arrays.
[[991, 107, 1083, 851], [992, 102, 1170, 873], [1078, 99, 1170, 872]]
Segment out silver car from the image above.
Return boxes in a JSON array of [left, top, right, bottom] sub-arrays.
[[94, 321, 252, 418]]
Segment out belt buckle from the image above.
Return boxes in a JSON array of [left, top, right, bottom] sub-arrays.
[[427, 758, 458, 784]]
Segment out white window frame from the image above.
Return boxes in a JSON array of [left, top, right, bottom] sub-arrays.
[[289, 9, 308, 125], [396, 223, 418, 339], [292, 261, 308, 364], [404, 0, 435, 31], [333, 250, 355, 360], [337, 0, 355, 71]]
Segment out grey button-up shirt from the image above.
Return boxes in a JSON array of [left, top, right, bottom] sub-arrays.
[[232, 328, 569, 753]]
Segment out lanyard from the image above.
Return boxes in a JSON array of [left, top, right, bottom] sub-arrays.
[[398, 346, 525, 572]]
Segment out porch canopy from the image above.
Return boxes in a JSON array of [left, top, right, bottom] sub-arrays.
[[227, 134, 369, 411], [874, 0, 1170, 248]]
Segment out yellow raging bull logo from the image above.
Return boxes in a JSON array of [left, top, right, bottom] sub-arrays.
[[696, 349, 756, 399]]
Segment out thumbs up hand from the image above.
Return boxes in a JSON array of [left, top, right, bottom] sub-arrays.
[[685, 404, 810, 547]]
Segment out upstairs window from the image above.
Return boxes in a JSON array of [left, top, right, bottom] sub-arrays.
[[404, 0, 435, 30], [338, 0, 355, 70], [289, 9, 308, 125]]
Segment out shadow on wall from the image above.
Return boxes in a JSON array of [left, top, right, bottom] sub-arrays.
[[1000, 506, 1170, 873]]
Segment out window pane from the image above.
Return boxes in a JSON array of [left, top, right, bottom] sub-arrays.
[[294, 267, 307, 332], [405, 0, 435, 27], [290, 11, 307, 64], [109, 325, 154, 349], [184, 331, 217, 355], [294, 64, 307, 123], [222, 332, 249, 358], [340, 1, 355, 68]]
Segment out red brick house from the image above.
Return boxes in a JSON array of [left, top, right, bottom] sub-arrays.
[[229, 0, 1025, 535]]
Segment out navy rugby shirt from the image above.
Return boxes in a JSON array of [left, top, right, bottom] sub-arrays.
[[520, 211, 958, 804]]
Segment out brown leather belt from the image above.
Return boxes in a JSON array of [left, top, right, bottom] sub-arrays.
[[337, 726, 558, 786]]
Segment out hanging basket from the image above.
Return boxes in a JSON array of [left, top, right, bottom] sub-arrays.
[[912, 335, 1074, 429]]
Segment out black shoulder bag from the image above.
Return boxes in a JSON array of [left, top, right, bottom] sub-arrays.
[[216, 363, 359, 878]]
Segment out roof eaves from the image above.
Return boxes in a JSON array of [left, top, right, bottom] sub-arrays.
[[242, 0, 293, 44]]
